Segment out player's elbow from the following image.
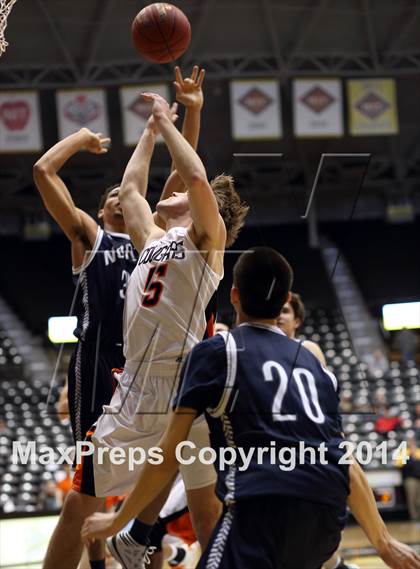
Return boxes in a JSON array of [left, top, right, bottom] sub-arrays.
[[189, 171, 208, 191], [33, 160, 51, 182]]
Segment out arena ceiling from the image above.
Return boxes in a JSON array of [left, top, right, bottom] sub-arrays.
[[2, 0, 420, 87], [1, 0, 420, 228]]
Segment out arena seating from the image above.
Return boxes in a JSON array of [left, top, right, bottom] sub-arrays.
[[0, 326, 71, 513], [301, 308, 420, 471]]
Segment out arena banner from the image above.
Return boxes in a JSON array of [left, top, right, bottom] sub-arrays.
[[56, 88, 109, 139], [230, 79, 282, 140], [293, 78, 343, 138], [119, 84, 170, 145], [0, 90, 42, 152], [347, 78, 399, 136]]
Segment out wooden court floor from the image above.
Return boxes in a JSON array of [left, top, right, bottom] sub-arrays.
[[340, 521, 420, 569]]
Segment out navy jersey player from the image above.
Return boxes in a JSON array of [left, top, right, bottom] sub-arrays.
[[83, 247, 420, 569], [34, 131, 137, 445]]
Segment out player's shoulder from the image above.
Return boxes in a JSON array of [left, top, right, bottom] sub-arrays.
[[102, 229, 131, 243], [190, 332, 227, 358], [301, 339, 327, 366]]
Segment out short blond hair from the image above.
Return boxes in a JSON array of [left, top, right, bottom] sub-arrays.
[[210, 174, 249, 247]]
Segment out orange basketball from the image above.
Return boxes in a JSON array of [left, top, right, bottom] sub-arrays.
[[132, 3, 191, 64]]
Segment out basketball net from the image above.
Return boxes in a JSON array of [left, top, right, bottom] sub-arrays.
[[0, 0, 17, 56]]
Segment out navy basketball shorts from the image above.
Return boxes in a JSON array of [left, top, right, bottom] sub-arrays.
[[67, 342, 122, 444], [198, 496, 346, 569]]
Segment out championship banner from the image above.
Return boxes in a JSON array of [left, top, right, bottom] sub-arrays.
[[347, 79, 399, 136], [0, 91, 42, 152], [230, 79, 282, 140], [119, 84, 170, 145], [293, 79, 343, 138], [56, 89, 109, 139]]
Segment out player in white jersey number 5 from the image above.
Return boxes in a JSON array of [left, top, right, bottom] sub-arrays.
[[95, 91, 247, 567]]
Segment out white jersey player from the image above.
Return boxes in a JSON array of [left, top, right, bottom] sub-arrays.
[[91, 90, 247, 567], [123, 225, 220, 367]]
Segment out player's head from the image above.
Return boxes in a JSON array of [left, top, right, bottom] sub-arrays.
[[156, 175, 248, 246], [156, 191, 190, 220], [98, 184, 124, 226], [210, 175, 249, 247], [276, 292, 305, 339], [232, 247, 293, 320]]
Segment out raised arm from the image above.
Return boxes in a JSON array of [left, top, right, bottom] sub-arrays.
[[154, 66, 205, 228], [348, 460, 420, 568], [81, 409, 196, 543], [118, 123, 162, 252], [119, 100, 179, 251], [144, 93, 225, 249], [33, 128, 108, 252]]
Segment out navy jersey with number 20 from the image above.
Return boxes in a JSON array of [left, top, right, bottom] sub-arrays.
[[175, 323, 350, 509]]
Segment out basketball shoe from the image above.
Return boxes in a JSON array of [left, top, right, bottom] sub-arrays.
[[107, 532, 156, 568], [336, 560, 360, 569]]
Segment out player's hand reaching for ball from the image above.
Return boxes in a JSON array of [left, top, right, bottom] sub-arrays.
[[378, 536, 420, 569], [174, 65, 205, 110], [81, 511, 119, 545], [142, 92, 174, 122], [79, 128, 110, 155], [146, 101, 178, 135]]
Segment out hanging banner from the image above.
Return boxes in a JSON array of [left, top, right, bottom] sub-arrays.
[[56, 89, 109, 139], [293, 78, 343, 138], [0, 91, 42, 152], [347, 79, 399, 136], [230, 79, 282, 140], [119, 84, 170, 146]]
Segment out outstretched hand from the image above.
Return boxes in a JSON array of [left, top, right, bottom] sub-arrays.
[[79, 128, 110, 154], [142, 92, 173, 120], [174, 65, 205, 110], [147, 101, 178, 135], [378, 536, 420, 569], [81, 511, 118, 546]]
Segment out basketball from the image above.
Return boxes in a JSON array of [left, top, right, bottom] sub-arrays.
[[132, 3, 191, 64]]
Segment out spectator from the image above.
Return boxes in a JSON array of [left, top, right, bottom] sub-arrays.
[[394, 327, 417, 365], [363, 349, 389, 378], [374, 405, 403, 435], [414, 403, 420, 436], [0, 419, 12, 438], [396, 435, 420, 522], [38, 480, 60, 512], [340, 393, 354, 414]]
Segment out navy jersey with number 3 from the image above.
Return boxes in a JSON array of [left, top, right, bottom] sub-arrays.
[[68, 227, 138, 442], [175, 323, 349, 509], [72, 228, 137, 349]]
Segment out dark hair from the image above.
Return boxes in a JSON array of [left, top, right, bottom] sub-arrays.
[[233, 247, 293, 319], [98, 183, 120, 211], [289, 292, 306, 329], [210, 175, 249, 247]]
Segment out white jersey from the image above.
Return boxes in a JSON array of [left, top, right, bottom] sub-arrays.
[[123, 226, 222, 370]]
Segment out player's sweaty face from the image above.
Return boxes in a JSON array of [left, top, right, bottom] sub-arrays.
[[277, 302, 300, 339], [105, 189, 123, 218]]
